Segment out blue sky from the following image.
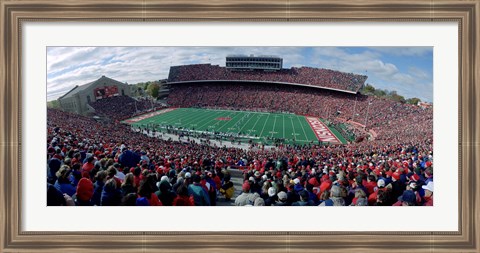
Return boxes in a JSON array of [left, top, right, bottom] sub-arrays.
[[47, 47, 433, 102]]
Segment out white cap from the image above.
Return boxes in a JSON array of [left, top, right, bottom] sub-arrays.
[[185, 172, 192, 178], [422, 181, 434, 192], [277, 191, 287, 201], [293, 178, 300, 185], [377, 179, 385, 188], [267, 187, 277, 197]]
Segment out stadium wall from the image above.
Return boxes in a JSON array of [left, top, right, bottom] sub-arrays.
[[58, 76, 132, 115]]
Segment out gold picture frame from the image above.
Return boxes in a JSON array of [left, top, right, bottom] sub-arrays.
[[1, 0, 479, 252]]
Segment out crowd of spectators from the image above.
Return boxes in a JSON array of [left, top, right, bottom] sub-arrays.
[[89, 95, 162, 121], [48, 68, 433, 207], [47, 99, 434, 206], [168, 64, 367, 92], [167, 82, 433, 146]]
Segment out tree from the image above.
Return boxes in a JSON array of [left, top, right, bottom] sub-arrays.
[[406, 97, 421, 105], [146, 82, 160, 98], [361, 84, 376, 95], [360, 83, 421, 105], [144, 81, 150, 90], [47, 100, 60, 109], [373, 89, 387, 97], [390, 93, 406, 103]]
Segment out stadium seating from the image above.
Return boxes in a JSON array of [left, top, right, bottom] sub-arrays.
[[89, 95, 163, 120], [47, 97, 433, 207], [168, 64, 367, 92], [47, 69, 433, 207], [167, 83, 433, 145]]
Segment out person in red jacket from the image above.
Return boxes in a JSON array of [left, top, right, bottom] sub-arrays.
[[368, 179, 385, 205], [172, 184, 195, 206], [364, 175, 378, 195], [81, 156, 95, 179], [137, 174, 163, 206], [318, 176, 332, 199], [422, 181, 434, 206]]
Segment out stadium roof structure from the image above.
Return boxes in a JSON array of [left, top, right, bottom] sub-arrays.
[[58, 75, 125, 100]]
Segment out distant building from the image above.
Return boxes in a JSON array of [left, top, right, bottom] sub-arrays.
[[58, 75, 132, 115]]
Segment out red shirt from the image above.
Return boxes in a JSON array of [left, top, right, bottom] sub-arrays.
[[81, 162, 95, 179], [319, 179, 332, 194], [82, 162, 94, 172], [368, 189, 384, 206], [173, 196, 195, 206], [134, 176, 141, 188], [148, 193, 163, 206], [365, 181, 377, 195], [213, 176, 221, 189], [423, 196, 433, 206], [392, 200, 402, 206]]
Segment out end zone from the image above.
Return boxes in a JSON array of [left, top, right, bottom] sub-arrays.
[[305, 117, 342, 144], [123, 108, 177, 124]]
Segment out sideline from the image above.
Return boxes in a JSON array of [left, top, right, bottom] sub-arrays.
[[133, 128, 278, 151]]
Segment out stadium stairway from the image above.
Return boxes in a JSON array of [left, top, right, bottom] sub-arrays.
[[215, 167, 244, 206]]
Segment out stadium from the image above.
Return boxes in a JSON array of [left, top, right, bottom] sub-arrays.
[[47, 54, 433, 207]]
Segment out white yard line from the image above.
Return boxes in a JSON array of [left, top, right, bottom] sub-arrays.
[[259, 114, 270, 137], [197, 111, 225, 130], [238, 113, 255, 133], [181, 109, 211, 127], [290, 116, 296, 139], [297, 116, 309, 141], [248, 114, 263, 135], [271, 115, 278, 137], [216, 111, 245, 132]]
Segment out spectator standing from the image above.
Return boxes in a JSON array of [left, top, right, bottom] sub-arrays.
[[235, 181, 253, 206], [188, 174, 211, 206], [422, 181, 434, 206]]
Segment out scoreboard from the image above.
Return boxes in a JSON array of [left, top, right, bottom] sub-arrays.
[[94, 86, 119, 99]]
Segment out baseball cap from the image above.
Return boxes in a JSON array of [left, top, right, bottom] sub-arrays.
[[277, 191, 287, 201], [398, 190, 416, 204], [267, 187, 276, 197], [377, 179, 385, 188], [410, 174, 420, 182], [242, 181, 251, 192], [422, 181, 434, 192]]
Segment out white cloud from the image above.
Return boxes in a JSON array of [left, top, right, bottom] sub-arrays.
[[367, 47, 432, 57], [47, 47, 433, 102], [307, 47, 432, 101]]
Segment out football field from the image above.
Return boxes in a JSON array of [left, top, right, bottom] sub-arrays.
[[124, 108, 347, 145]]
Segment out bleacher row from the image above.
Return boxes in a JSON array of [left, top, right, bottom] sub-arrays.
[[88, 96, 164, 121], [47, 107, 433, 207], [168, 64, 367, 92]]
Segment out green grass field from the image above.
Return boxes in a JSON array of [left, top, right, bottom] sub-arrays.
[[125, 108, 347, 145]]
